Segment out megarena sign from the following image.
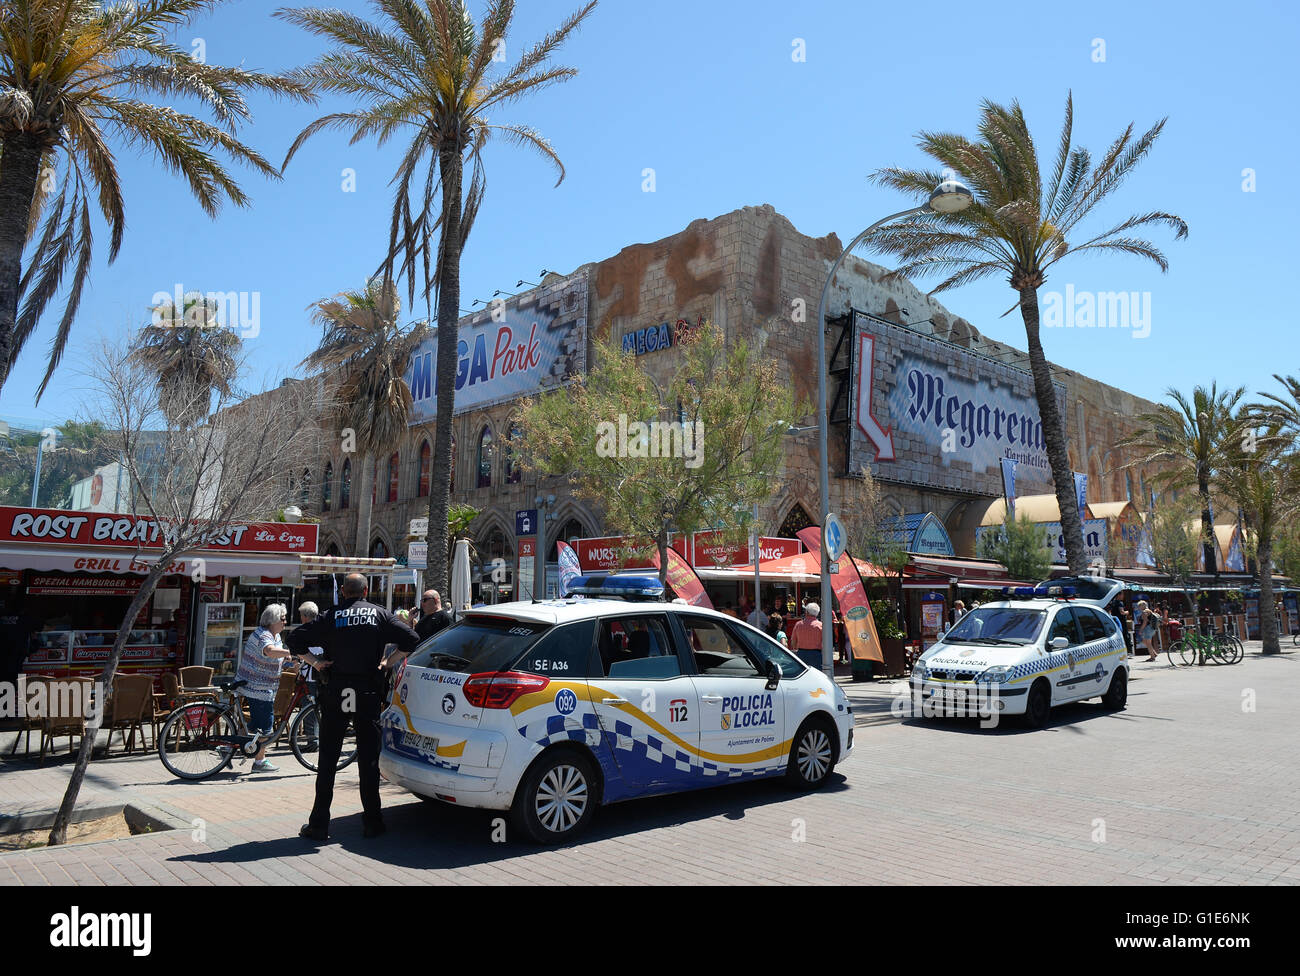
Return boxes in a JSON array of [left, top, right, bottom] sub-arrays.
[[405, 272, 587, 421], [851, 312, 1066, 497]]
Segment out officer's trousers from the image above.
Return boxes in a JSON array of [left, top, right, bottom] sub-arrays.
[[308, 676, 383, 831]]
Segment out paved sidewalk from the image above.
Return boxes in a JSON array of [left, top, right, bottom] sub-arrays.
[[2, 645, 1298, 885]]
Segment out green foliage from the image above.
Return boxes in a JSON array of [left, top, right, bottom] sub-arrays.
[[872, 600, 905, 640], [518, 323, 799, 579], [1143, 493, 1201, 583], [977, 514, 1052, 582], [131, 294, 242, 427], [0, 419, 113, 507]]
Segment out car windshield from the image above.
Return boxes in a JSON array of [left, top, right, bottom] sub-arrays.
[[406, 615, 552, 673], [941, 607, 1046, 645]]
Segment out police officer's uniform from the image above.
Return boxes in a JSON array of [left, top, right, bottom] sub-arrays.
[[287, 597, 418, 837]]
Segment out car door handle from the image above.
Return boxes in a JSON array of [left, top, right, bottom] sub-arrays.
[[602, 697, 628, 705], [701, 696, 723, 703]]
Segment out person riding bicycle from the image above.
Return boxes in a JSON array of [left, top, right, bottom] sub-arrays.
[[234, 604, 295, 772], [286, 573, 419, 841]]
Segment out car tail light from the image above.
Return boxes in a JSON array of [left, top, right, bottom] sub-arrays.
[[463, 671, 549, 709]]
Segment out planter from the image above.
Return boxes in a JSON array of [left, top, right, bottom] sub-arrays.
[[854, 636, 907, 680]]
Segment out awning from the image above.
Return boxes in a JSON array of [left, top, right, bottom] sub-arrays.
[[0, 545, 302, 582], [299, 554, 398, 576], [956, 579, 1030, 589]]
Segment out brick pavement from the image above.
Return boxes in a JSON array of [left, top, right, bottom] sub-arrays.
[[2, 645, 1298, 885]]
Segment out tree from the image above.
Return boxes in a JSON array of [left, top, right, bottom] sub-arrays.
[[131, 294, 241, 427], [842, 466, 909, 628], [280, 0, 597, 597], [300, 280, 428, 555], [0, 418, 112, 507], [977, 514, 1052, 583], [0, 0, 312, 399], [1117, 383, 1245, 577], [48, 338, 325, 845], [1143, 492, 1201, 585], [517, 323, 798, 584], [868, 92, 1188, 572]]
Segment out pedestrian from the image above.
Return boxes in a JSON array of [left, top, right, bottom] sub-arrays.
[[952, 600, 966, 625], [293, 602, 324, 748], [0, 595, 38, 695], [287, 573, 420, 841], [746, 601, 767, 629], [790, 602, 824, 671], [766, 612, 789, 647], [414, 589, 452, 642], [234, 603, 295, 772], [1135, 600, 1160, 662]]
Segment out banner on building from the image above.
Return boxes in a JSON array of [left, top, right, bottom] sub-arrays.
[[0, 506, 318, 554], [976, 517, 1109, 566], [1074, 472, 1088, 520], [406, 272, 587, 422], [850, 312, 1066, 497], [795, 527, 883, 664], [1001, 457, 1019, 519]]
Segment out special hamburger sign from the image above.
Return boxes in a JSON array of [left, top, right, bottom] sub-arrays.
[[0, 506, 318, 554]]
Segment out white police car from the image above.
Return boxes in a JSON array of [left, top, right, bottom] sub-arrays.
[[911, 578, 1130, 728], [379, 575, 854, 843]]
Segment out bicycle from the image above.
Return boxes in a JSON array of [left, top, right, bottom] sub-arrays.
[[157, 672, 357, 780], [1169, 630, 1242, 667]]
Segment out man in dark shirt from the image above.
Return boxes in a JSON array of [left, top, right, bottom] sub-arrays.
[[286, 573, 419, 841], [0, 596, 38, 696], [414, 589, 452, 642]]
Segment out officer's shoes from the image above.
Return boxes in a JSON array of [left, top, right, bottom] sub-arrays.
[[362, 821, 387, 839], [299, 823, 329, 842]]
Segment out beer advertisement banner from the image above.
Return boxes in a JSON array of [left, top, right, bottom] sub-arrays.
[[795, 527, 883, 664], [405, 272, 587, 421], [651, 546, 713, 609], [851, 312, 1066, 497]]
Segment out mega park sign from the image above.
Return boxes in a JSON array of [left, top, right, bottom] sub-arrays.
[[851, 312, 1066, 497], [405, 272, 587, 422]]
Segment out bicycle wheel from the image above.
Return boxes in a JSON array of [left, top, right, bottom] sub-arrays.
[[1208, 637, 1230, 665], [158, 701, 237, 780], [1228, 636, 1245, 664], [1177, 640, 1200, 667], [289, 702, 357, 772]]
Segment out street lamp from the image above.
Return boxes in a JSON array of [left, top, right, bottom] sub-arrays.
[[814, 180, 974, 673]]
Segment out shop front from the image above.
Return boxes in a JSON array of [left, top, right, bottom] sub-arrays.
[[0, 505, 316, 688]]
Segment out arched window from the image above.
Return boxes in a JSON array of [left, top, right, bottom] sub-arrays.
[[505, 421, 523, 484], [340, 459, 352, 510], [326, 541, 341, 557], [418, 440, 431, 497], [386, 452, 399, 503], [548, 518, 586, 560], [477, 426, 494, 488], [322, 462, 333, 512], [300, 469, 310, 509], [370, 538, 388, 559], [778, 503, 814, 539]]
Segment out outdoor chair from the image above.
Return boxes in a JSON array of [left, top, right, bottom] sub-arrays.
[[179, 665, 214, 690], [106, 674, 153, 756], [5, 675, 42, 758], [37, 676, 94, 762], [272, 671, 299, 744]]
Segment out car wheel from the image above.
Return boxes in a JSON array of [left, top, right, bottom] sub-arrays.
[[511, 750, 598, 844], [1100, 667, 1127, 711], [786, 718, 837, 789], [1022, 679, 1052, 729]]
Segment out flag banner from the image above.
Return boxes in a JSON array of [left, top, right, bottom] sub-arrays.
[[556, 540, 583, 598], [650, 546, 713, 609], [1074, 472, 1088, 520], [1001, 457, 1019, 519], [796, 526, 883, 664]]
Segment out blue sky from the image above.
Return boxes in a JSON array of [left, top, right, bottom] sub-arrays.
[[1, 0, 1295, 429]]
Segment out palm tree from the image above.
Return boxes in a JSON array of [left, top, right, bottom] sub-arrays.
[[867, 93, 1188, 572], [301, 279, 429, 555], [131, 294, 241, 427], [1250, 373, 1300, 442], [280, 0, 596, 595], [1117, 383, 1245, 577], [0, 0, 312, 399]]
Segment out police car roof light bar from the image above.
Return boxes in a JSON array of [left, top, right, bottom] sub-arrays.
[[1002, 585, 1076, 599], [568, 574, 666, 601]]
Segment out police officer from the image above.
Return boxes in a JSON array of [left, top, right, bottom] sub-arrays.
[[287, 573, 418, 841]]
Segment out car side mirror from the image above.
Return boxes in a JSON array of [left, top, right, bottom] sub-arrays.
[[1050, 636, 1069, 650], [765, 660, 780, 690]]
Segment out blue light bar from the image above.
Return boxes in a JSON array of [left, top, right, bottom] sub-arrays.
[[1002, 585, 1076, 599], [568, 574, 666, 600]]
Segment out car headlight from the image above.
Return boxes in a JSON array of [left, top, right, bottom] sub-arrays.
[[981, 666, 1011, 685], [913, 662, 928, 680]]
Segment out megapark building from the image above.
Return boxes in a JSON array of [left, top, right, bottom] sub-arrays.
[[304, 203, 1220, 619]]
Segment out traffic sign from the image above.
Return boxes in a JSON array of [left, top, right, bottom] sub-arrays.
[[409, 517, 428, 537], [824, 513, 847, 562], [408, 541, 428, 569], [516, 509, 537, 536]]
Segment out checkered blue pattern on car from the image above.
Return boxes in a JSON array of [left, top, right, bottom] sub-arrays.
[[517, 711, 600, 746]]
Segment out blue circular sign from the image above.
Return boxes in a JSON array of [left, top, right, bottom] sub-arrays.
[[555, 689, 578, 715], [825, 514, 847, 562]]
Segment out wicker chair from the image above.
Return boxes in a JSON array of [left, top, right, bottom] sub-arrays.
[[5, 675, 42, 757], [178, 665, 214, 690], [106, 674, 153, 755]]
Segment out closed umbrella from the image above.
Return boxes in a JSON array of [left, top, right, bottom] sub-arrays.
[[451, 539, 472, 619]]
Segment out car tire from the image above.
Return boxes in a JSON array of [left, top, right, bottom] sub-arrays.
[[1022, 679, 1052, 729], [511, 750, 598, 844], [1100, 667, 1127, 711], [786, 717, 837, 790]]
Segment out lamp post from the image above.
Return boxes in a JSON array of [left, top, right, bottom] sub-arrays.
[[814, 181, 973, 674]]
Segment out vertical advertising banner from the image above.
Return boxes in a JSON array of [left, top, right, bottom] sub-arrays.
[[651, 547, 713, 609], [1001, 457, 1019, 518], [555, 540, 582, 597], [795, 527, 883, 664]]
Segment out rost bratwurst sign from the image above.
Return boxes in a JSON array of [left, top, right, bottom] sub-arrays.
[[851, 313, 1066, 496], [0, 506, 318, 554], [405, 272, 587, 422]]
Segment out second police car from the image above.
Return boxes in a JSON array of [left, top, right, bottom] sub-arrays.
[[378, 575, 855, 843], [910, 577, 1131, 727]]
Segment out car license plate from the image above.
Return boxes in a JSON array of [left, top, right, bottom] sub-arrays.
[[402, 730, 438, 754]]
